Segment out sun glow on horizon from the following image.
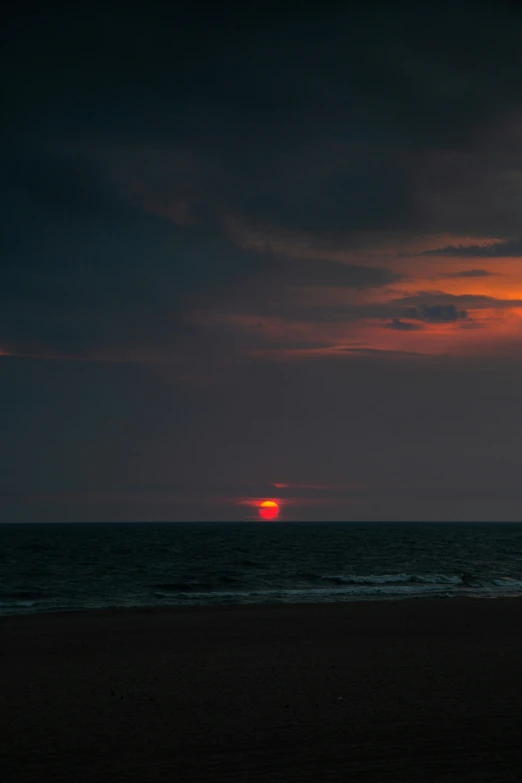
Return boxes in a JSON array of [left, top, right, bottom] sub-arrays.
[[259, 500, 280, 520]]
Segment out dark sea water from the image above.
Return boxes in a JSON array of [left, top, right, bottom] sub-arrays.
[[2, 522, 522, 616]]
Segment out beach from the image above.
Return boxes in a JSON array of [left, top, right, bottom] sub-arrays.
[[2, 599, 522, 782]]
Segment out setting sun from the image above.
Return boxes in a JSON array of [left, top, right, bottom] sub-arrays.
[[259, 500, 280, 520]]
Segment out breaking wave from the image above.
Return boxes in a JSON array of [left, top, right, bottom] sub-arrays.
[[3, 522, 522, 615], [150, 572, 522, 607], [319, 573, 465, 586]]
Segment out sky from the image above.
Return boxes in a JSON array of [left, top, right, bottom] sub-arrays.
[[3, 0, 522, 521]]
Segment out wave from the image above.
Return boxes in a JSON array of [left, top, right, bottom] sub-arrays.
[[156, 572, 522, 606], [0, 600, 39, 608], [3, 573, 522, 617], [151, 573, 522, 599], [319, 573, 465, 586], [491, 577, 522, 588], [167, 583, 461, 604]]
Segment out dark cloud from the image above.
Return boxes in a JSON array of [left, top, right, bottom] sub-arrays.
[[0, 136, 404, 358], [3, 0, 522, 522], [440, 269, 494, 278], [394, 292, 522, 311], [0, 143, 279, 357], [223, 289, 522, 329], [405, 304, 469, 323], [223, 151, 416, 239], [385, 318, 423, 330], [459, 321, 485, 329], [278, 259, 403, 288], [423, 239, 522, 257], [337, 347, 429, 357], [4, 1, 522, 247], [274, 291, 522, 327]]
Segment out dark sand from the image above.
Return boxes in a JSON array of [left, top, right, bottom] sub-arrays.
[[2, 599, 522, 782]]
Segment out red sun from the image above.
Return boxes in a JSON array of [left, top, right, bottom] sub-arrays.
[[259, 500, 280, 520]]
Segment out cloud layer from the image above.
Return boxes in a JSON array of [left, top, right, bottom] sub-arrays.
[[3, 1, 522, 519]]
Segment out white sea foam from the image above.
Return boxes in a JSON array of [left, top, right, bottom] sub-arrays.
[[175, 582, 465, 604], [491, 577, 522, 588], [320, 573, 464, 586], [2, 522, 522, 615]]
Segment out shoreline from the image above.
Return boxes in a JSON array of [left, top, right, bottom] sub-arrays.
[[2, 592, 522, 621], [3, 597, 522, 781]]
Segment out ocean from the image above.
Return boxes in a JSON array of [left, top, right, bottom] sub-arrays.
[[1, 521, 522, 616]]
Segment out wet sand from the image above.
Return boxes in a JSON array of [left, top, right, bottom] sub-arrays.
[[2, 599, 522, 782]]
